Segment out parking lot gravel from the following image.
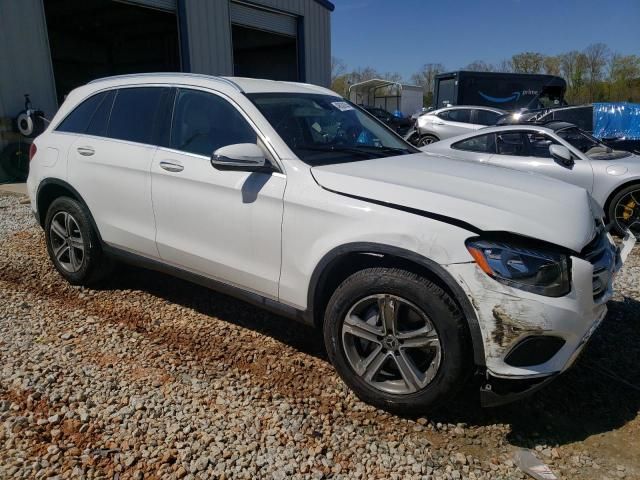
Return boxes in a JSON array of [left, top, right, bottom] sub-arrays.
[[1, 191, 639, 480]]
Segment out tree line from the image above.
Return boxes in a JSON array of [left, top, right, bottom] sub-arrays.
[[331, 43, 640, 107]]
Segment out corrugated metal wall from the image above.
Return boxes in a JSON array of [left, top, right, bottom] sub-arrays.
[[184, 0, 331, 87], [0, 0, 331, 150], [0, 0, 57, 149]]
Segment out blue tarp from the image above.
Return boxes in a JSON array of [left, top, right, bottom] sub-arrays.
[[593, 102, 640, 140]]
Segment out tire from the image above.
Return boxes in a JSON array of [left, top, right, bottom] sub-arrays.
[[418, 135, 439, 147], [44, 197, 113, 285], [323, 267, 470, 415], [607, 184, 640, 237]]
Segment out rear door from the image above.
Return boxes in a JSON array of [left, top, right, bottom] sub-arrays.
[[67, 86, 173, 257], [436, 109, 477, 138], [488, 130, 594, 192]]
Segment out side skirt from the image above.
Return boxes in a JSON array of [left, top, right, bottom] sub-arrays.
[[102, 245, 312, 326]]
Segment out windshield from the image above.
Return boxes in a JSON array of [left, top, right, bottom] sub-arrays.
[[557, 127, 631, 160], [248, 93, 417, 166]]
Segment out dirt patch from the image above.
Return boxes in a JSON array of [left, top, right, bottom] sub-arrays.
[[491, 305, 542, 347]]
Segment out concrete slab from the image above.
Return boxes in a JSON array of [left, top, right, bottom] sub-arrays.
[[0, 183, 27, 196]]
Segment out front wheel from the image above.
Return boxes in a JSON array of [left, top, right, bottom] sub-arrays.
[[323, 268, 470, 415], [608, 184, 640, 237]]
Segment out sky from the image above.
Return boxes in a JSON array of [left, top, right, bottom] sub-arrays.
[[331, 0, 640, 81]]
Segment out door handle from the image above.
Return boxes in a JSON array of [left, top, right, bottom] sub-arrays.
[[77, 146, 95, 156], [432, 121, 445, 125], [159, 161, 184, 173]]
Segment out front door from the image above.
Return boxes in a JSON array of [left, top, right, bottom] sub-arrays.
[[488, 130, 594, 193], [151, 88, 285, 298]]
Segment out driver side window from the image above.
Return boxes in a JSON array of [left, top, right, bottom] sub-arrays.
[[171, 89, 257, 157], [524, 132, 559, 158], [496, 133, 526, 156]]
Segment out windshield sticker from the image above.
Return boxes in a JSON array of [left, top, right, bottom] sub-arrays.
[[331, 101, 354, 112]]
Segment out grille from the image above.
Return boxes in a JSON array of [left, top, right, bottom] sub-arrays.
[[581, 227, 618, 301]]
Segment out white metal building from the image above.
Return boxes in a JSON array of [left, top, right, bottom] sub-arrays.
[[348, 79, 424, 117], [0, 0, 334, 150]]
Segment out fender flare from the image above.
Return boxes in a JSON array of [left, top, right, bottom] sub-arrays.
[[36, 178, 104, 244], [306, 242, 486, 367]]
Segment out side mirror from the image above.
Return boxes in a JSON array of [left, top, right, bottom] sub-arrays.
[[211, 143, 270, 172], [549, 144, 574, 167]]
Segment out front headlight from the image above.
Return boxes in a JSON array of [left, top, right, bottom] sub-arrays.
[[466, 239, 571, 297]]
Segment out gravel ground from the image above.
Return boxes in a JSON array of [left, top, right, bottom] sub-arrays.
[[1, 192, 639, 480]]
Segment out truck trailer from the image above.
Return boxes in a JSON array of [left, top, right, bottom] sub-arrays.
[[433, 71, 567, 112]]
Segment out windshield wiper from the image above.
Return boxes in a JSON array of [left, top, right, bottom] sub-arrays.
[[296, 145, 411, 157], [354, 145, 413, 155]]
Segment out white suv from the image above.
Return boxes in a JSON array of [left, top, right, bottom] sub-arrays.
[[27, 74, 634, 414]]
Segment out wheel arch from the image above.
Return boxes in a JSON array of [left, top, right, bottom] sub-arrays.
[[419, 131, 440, 140], [36, 178, 103, 243], [603, 178, 640, 221], [306, 242, 486, 367]]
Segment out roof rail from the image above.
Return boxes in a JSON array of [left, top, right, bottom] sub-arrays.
[[88, 73, 245, 93]]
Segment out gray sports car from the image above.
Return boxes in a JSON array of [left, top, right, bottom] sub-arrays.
[[422, 121, 640, 236]]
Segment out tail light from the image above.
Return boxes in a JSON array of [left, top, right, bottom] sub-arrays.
[[29, 143, 37, 161]]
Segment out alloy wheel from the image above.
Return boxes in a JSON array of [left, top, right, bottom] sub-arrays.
[[418, 136, 436, 146], [341, 294, 442, 395], [49, 211, 85, 273], [615, 189, 640, 237]]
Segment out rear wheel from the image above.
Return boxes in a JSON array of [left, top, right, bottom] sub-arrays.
[[418, 135, 439, 147], [44, 197, 113, 285], [323, 268, 470, 415], [608, 184, 640, 237]]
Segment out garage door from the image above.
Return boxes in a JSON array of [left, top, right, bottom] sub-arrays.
[[230, 2, 297, 37]]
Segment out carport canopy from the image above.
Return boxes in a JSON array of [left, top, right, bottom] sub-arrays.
[[349, 78, 401, 109], [348, 78, 418, 114]]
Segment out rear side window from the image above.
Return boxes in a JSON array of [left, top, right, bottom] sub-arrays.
[[475, 110, 500, 126], [86, 90, 116, 137], [170, 89, 257, 156], [56, 92, 106, 134], [107, 87, 167, 144], [452, 133, 496, 153], [446, 109, 471, 123]]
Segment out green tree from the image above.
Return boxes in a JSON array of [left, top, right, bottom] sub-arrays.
[[410, 63, 445, 106], [464, 60, 494, 72], [584, 43, 610, 101], [609, 54, 640, 101], [559, 51, 588, 103], [510, 52, 545, 73], [543, 56, 561, 76], [495, 59, 513, 73], [330, 56, 349, 96]]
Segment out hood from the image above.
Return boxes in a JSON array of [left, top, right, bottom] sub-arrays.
[[311, 153, 596, 252]]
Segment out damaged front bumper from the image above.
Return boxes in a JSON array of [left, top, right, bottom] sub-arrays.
[[445, 229, 635, 406]]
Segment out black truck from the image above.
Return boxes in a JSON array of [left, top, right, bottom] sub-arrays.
[[433, 71, 567, 112]]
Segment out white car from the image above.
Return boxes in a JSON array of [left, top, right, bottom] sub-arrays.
[[422, 122, 640, 236], [27, 74, 634, 413], [414, 105, 506, 146]]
